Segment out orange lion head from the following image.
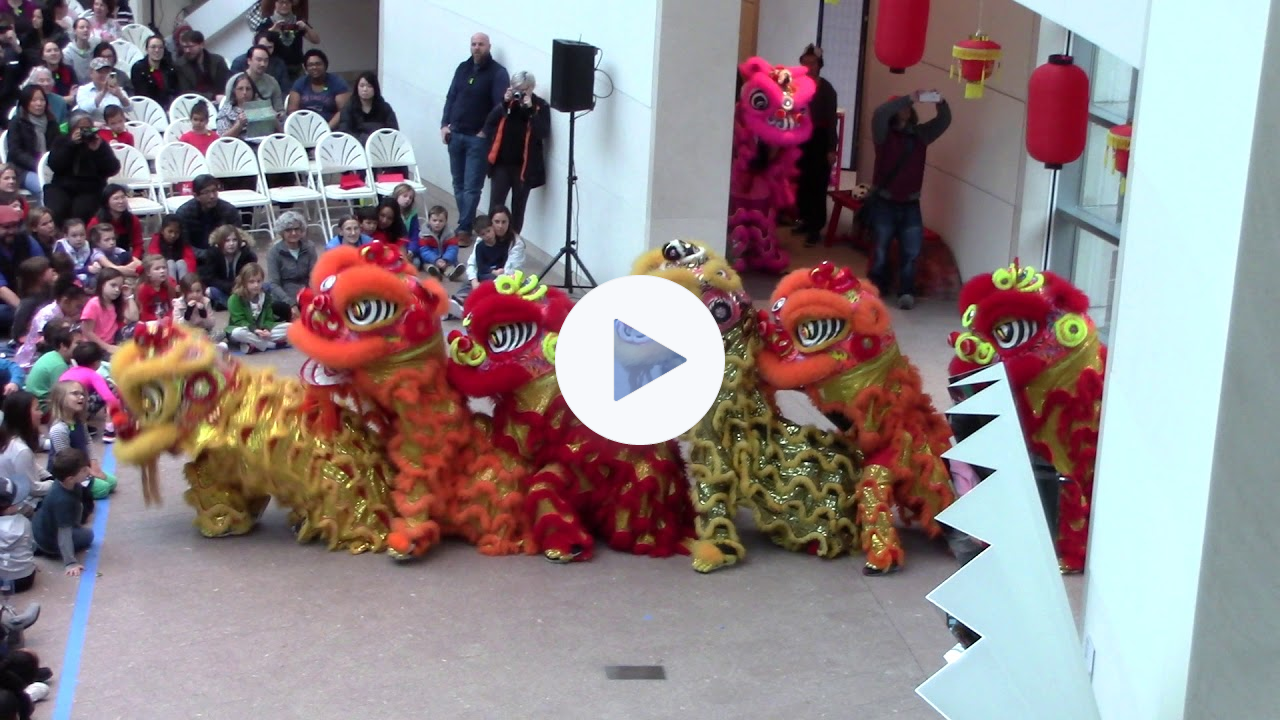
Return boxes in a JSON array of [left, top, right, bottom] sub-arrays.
[[949, 260, 1095, 386], [445, 271, 573, 397], [755, 261, 896, 390], [288, 242, 449, 369]]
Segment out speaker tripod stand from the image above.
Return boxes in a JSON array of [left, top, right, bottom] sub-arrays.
[[541, 110, 597, 295]]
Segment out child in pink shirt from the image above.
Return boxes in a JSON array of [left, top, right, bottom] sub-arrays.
[[58, 342, 120, 442]]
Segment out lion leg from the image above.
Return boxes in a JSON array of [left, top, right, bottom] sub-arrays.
[[857, 463, 905, 575], [181, 457, 265, 538], [596, 447, 694, 559], [526, 462, 594, 563], [687, 440, 745, 573]]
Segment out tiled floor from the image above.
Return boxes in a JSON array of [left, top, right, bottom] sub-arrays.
[[15, 208, 1079, 719]]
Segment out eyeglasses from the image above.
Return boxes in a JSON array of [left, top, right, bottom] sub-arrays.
[[283, 227, 305, 233]]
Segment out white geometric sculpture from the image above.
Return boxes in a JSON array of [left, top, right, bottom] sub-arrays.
[[916, 363, 1100, 720]]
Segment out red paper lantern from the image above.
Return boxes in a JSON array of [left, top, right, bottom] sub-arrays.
[[1026, 54, 1090, 169], [1107, 123, 1133, 193], [951, 34, 1002, 99], [875, 0, 930, 74]]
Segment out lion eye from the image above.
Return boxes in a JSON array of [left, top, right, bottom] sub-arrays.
[[749, 90, 768, 110]]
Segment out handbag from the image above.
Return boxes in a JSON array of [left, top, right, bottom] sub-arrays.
[[853, 136, 916, 232]]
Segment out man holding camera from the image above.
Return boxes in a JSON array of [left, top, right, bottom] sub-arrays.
[[867, 89, 951, 310], [482, 71, 550, 235], [75, 58, 131, 123], [44, 111, 122, 224], [441, 33, 509, 246]]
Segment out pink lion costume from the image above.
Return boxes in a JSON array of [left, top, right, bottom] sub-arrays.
[[728, 58, 816, 274]]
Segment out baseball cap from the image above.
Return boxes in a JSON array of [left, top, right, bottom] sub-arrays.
[[90, 57, 112, 71]]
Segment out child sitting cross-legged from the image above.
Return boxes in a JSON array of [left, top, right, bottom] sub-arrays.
[[417, 205, 463, 281], [135, 255, 178, 324], [225, 263, 290, 354], [45, 382, 115, 505], [448, 208, 526, 318], [0, 390, 55, 513], [59, 342, 120, 443], [22, 320, 74, 416], [171, 274, 217, 339], [31, 447, 94, 577], [0, 478, 36, 593]]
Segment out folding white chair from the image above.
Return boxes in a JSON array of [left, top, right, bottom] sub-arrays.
[[155, 142, 209, 212], [0, 130, 7, 164], [119, 23, 154, 53], [125, 121, 162, 163], [127, 95, 167, 132], [112, 39, 142, 73], [108, 143, 164, 217], [204, 137, 273, 236], [36, 152, 51, 187], [256, 133, 324, 234], [163, 118, 193, 146], [169, 94, 215, 124], [365, 128, 428, 197], [283, 109, 330, 174], [314, 133, 377, 233]]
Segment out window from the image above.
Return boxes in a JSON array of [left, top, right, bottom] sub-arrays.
[[1047, 38, 1138, 341]]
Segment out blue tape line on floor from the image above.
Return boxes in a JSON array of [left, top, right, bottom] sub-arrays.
[[51, 444, 114, 720]]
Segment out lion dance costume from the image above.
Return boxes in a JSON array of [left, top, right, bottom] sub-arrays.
[[288, 242, 537, 560], [728, 57, 815, 274], [949, 261, 1106, 573], [445, 271, 695, 563], [633, 240, 862, 573], [756, 262, 956, 573], [111, 320, 396, 553]]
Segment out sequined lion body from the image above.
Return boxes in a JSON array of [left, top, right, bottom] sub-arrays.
[[632, 240, 861, 573], [757, 262, 956, 572], [446, 272, 695, 563], [289, 243, 537, 560], [728, 57, 816, 274], [111, 321, 396, 553], [950, 262, 1106, 573]]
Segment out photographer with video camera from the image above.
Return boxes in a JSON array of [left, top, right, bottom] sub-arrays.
[[252, 0, 319, 85], [43, 111, 120, 224], [482, 71, 549, 236]]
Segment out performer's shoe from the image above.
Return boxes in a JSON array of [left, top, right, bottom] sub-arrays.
[[898, 293, 916, 310]]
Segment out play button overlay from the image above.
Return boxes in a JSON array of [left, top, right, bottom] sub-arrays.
[[557, 275, 724, 446], [613, 320, 685, 400]]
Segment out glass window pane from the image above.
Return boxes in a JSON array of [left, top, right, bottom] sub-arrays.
[[1056, 222, 1118, 339], [1077, 122, 1124, 224], [1090, 47, 1134, 119]]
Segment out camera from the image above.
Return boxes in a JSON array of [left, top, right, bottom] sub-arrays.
[[511, 90, 524, 102], [78, 127, 96, 141]]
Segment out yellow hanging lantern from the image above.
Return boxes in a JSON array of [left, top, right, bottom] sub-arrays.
[[951, 34, 1002, 99], [1106, 123, 1133, 194]]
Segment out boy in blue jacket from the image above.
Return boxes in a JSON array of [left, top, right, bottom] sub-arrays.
[[417, 206, 464, 281]]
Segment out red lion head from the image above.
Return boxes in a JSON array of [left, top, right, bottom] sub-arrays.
[[288, 242, 449, 369], [755, 261, 896, 389], [737, 57, 816, 147], [948, 260, 1096, 386], [445, 271, 573, 397]]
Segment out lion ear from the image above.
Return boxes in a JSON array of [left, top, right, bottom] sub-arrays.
[[738, 57, 773, 79], [419, 276, 449, 317]]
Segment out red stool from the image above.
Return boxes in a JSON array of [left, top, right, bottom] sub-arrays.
[[823, 190, 864, 247]]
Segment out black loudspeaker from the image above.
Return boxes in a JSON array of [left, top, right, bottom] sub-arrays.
[[551, 39, 597, 112]]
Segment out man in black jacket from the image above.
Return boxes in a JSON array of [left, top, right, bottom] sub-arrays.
[[796, 44, 839, 247], [440, 33, 508, 243], [175, 30, 229, 103], [176, 175, 240, 252], [0, 23, 26, 128]]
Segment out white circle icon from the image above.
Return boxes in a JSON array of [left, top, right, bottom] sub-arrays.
[[556, 275, 725, 446]]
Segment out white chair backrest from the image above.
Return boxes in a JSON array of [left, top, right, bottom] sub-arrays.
[[163, 118, 193, 145], [0, 130, 7, 164], [316, 133, 371, 176], [364, 128, 417, 170], [284, 110, 330, 153], [204, 137, 261, 182], [37, 153, 51, 186], [156, 142, 209, 186], [169, 94, 214, 123], [119, 23, 154, 53], [112, 39, 142, 73], [125, 120, 162, 160], [127, 95, 167, 131], [256, 134, 311, 176], [109, 142, 151, 185]]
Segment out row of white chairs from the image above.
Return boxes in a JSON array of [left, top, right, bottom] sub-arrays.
[[125, 94, 217, 134]]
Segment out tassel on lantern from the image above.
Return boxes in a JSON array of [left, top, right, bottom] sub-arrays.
[[951, 34, 1002, 99], [1107, 123, 1132, 194]]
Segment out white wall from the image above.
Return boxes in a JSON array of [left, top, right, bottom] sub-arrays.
[[755, 0, 819, 65], [1081, 0, 1275, 716], [1011, 0, 1149, 68], [380, 0, 736, 282], [857, 0, 1060, 280]]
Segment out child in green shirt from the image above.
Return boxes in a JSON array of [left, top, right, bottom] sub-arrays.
[[22, 321, 75, 414], [225, 263, 290, 353]]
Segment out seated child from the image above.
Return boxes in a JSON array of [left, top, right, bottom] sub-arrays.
[[59, 342, 119, 442], [13, 280, 86, 370], [417, 205, 463, 281], [143, 216, 197, 282], [135, 255, 177, 323], [225, 263, 289, 353], [0, 479, 35, 594], [178, 104, 219, 155], [31, 448, 94, 576], [198, 226, 257, 311], [45, 382, 115, 502], [8, 257, 55, 347], [172, 274, 217, 337], [449, 209, 525, 317], [23, 322, 74, 414], [86, 223, 141, 279], [96, 106, 135, 147], [52, 220, 94, 289], [357, 207, 378, 242], [325, 215, 372, 250], [79, 268, 138, 356]]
